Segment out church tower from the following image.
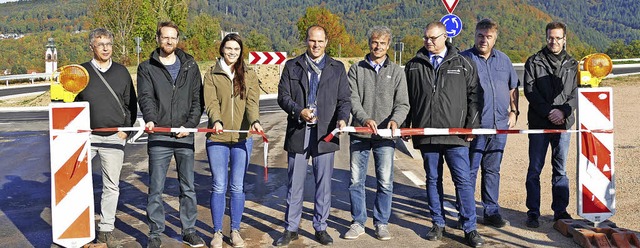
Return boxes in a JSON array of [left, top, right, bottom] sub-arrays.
[[45, 38, 57, 74]]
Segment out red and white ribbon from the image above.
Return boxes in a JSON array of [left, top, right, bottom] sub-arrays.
[[91, 126, 270, 181], [323, 126, 613, 142]]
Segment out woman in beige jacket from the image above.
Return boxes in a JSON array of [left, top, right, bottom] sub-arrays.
[[203, 33, 262, 248]]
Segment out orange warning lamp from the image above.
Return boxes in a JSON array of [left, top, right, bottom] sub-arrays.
[[579, 53, 613, 88], [50, 65, 89, 102]]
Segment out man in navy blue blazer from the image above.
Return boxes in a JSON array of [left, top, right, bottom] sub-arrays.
[[276, 25, 352, 246]]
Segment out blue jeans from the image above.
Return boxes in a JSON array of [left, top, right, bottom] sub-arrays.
[[526, 133, 571, 219], [469, 134, 507, 217], [146, 134, 197, 237], [206, 138, 253, 232], [348, 136, 395, 226], [421, 145, 477, 233]]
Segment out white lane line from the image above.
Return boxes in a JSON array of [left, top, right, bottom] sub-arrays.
[[443, 200, 459, 218], [260, 110, 282, 114], [402, 171, 426, 186]]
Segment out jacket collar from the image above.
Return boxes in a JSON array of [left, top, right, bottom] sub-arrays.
[[414, 41, 459, 63], [294, 53, 338, 69], [531, 47, 577, 69]]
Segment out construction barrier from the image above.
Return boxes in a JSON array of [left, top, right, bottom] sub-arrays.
[[49, 102, 94, 247], [577, 87, 615, 224]]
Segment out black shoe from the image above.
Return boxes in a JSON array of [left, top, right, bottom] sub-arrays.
[[97, 231, 123, 248], [484, 214, 508, 228], [554, 211, 573, 221], [464, 230, 484, 247], [275, 230, 299, 246], [182, 232, 205, 247], [526, 216, 540, 228], [315, 230, 334, 245], [425, 225, 444, 241], [147, 237, 161, 248]]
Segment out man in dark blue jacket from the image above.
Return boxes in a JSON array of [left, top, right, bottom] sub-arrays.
[[136, 21, 204, 248], [523, 21, 577, 228], [275, 25, 351, 246], [404, 21, 483, 247]]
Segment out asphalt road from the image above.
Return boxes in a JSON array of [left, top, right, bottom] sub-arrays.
[[0, 109, 581, 248]]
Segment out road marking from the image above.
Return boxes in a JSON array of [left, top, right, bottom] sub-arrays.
[[443, 200, 459, 218], [260, 110, 283, 114], [402, 171, 426, 186]]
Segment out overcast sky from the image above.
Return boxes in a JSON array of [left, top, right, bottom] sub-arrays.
[[0, 0, 20, 3]]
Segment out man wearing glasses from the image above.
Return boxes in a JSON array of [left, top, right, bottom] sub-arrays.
[[137, 21, 205, 248], [404, 21, 483, 247], [76, 28, 138, 248], [523, 21, 577, 228]]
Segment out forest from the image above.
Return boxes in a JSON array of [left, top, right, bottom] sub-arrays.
[[0, 0, 638, 73]]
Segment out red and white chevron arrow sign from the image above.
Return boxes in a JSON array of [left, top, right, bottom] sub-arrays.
[[249, 51, 287, 65]]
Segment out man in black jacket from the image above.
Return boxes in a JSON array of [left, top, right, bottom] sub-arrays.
[[136, 21, 204, 248], [523, 21, 577, 228], [76, 27, 137, 248], [404, 21, 483, 247]]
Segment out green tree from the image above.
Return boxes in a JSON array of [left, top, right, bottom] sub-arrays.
[[91, 0, 145, 65], [296, 5, 363, 57], [605, 39, 628, 59], [10, 64, 27, 74], [183, 13, 221, 61], [90, 0, 189, 65], [245, 30, 272, 52]]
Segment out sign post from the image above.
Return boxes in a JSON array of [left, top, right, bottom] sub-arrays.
[[440, 0, 462, 41]]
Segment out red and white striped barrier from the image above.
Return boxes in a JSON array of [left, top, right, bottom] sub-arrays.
[[577, 87, 615, 224], [323, 126, 612, 142], [49, 102, 95, 247], [249, 51, 287, 65], [91, 126, 271, 182]]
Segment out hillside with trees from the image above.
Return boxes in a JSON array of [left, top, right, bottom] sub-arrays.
[[0, 0, 638, 73]]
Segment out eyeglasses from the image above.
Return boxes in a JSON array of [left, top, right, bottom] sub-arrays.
[[546, 36, 565, 42], [224, 47, 241, 52], [160, 36, 179, 42], [423, 33, 445, 42], [93, 42, 113, 49]]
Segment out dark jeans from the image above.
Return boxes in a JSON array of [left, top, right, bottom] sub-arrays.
[[146, 134, 197, 237], [421, 144, 477, 233], [469, 134, 507, 217], [526, 133, 571, 219]]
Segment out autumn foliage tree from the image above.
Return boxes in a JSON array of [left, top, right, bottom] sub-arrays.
[[296, 5, 363, 57], [90, 0, 189, 65]]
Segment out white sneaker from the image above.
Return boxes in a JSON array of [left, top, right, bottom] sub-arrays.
[[375, 224, 391, 241], [210, 231, 223, 248], [230, 230, 245, 248], [344, 223, 365, 239]]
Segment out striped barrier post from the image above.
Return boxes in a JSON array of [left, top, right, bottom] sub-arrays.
[[577, 87, 615, 224], [49, 102, 95, 247]]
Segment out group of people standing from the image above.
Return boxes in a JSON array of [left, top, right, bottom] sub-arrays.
[[76, 17, 577, 248]]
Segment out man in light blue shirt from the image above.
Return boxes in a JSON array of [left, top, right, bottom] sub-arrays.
[[461, 18, 519, 228]]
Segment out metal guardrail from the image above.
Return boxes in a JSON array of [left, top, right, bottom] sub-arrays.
[[0, 72, 54, 86]]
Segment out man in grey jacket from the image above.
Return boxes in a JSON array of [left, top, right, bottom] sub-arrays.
[[343, 26, 409, 241]]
